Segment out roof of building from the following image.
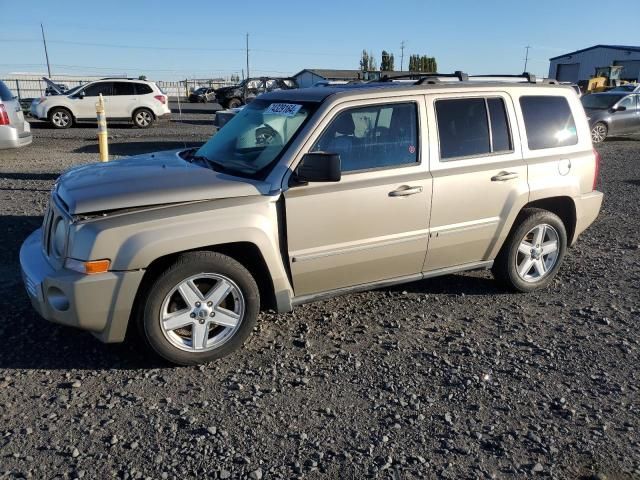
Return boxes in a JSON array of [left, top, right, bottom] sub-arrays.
[[550, 45, 640, 61]]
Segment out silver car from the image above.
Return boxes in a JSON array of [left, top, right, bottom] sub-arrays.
[[0, 81, 32, 149], [582, 92, 640, 143]]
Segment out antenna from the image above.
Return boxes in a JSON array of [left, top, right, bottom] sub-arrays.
[[523, 45, 531, 73], [245, 33, 250, 79]]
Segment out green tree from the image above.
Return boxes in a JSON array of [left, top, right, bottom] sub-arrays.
[[368, 50, 377, 71], [389, 53, 395, 71], [138, 75, 147, 81], [381, 50, 395, 71], [360, 50, 369, 72]]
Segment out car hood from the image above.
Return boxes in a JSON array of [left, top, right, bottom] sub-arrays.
[[56, 150, 270, 215]]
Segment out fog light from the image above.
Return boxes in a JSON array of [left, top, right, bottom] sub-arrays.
[[65, 258, 110, 274], [47, 286, 70, 311]]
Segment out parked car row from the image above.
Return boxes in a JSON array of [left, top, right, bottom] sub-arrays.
[[189, 77, 298, 108], [581, 91, 640, 143]]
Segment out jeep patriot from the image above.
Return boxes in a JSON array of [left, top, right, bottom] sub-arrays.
[[20, 74, 603, 365]]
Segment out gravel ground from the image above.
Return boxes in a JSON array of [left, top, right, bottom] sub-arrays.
[[0, 105, 639, 480]]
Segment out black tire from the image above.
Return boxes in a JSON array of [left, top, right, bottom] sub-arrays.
[[132, 108, 154, 128], [591, 122, 608, 144], [48, 107, 73, 129], [227, 98, 242, 109], [139, 252, 259, 366], [492, 208, 567, 293]]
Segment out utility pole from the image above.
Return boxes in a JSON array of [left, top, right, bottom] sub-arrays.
[[400, 40, 406, 71], [41, 23, 52, 77], [245, 33, 250, 79], [523, 45, 531, 72]]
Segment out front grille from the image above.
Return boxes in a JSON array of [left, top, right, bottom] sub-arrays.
[[23, 272, 38, 298]]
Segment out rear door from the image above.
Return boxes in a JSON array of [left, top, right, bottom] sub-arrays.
[[423, 92, 529, 271], [111, 82, 137, 118]]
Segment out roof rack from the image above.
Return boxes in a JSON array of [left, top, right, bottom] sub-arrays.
[[469, 72, 558, 84], [99, 77, 137, 80], [377, 71, 469, 84]]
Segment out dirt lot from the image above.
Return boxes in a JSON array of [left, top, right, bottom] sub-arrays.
[[0, 105, 639, 479]]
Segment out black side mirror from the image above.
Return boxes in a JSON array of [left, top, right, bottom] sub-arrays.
[[613, 105, 626, 112], [292, 152, 341, 185]]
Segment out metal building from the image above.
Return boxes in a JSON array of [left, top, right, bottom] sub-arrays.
[[549, 45, 640, 83]]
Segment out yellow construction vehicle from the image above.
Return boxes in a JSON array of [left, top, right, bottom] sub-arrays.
[[586, 65, 626, 93]]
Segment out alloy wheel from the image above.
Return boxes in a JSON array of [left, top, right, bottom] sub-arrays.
[[591, 124, 607, 143], [515, 224, 560, 282], [52, 111, 70, 128], [159, 273, 245, 352], [135, 110, 152, 127]]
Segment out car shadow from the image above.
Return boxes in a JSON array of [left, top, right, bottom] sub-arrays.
[[626, 179, 640, 187], [172, 119, 215, 127], [0, 214, 167, 370], [73, 141, 203, 156], [385, 271, 502, 296], [0, 172, 59, 181]]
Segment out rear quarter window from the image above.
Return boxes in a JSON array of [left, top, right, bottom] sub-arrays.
[[519, 95, 577, 150], [0, 81, 15, 101], [135, 83, 153, 95]]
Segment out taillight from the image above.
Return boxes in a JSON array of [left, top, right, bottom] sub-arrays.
[[154, 95, 166, 105], [592, 148, 601, 191], [0, 104, 9, 125]]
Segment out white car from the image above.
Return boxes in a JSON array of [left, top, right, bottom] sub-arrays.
[[30, 78, 171, 129]]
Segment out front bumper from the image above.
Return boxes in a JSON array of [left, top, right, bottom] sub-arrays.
[[19, 228, 145, 343], [0, 122, 32, 149]]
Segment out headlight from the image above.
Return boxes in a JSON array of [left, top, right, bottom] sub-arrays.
[[52, 217, 67, 257]]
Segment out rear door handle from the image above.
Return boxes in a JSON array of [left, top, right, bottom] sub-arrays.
[[491, 171, 519, 181], [389, 185, 423, 197]]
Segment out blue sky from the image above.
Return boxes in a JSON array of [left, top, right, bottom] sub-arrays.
[[0, 0, 636, 81]]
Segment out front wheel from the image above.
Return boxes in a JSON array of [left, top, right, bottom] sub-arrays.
[[492, 208, 567, 292], [49, 107, 73, 129], [132, 108, 154, 128], [139, 252, 259, 365], [591, 122, 608, 144]]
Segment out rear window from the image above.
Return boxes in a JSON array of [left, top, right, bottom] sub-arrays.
[[113, 82, 135, 96], [436, 97, 512, 160], [520, 96, 577, 150], [0, 81, 15, 101], [135, 83, 153, 95]]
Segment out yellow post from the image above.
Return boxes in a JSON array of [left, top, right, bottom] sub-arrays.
[[96, 93, 109, 162]]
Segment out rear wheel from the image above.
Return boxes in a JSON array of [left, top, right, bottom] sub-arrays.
[[132, 108, 154, 128], [227, 98, 242, 109], [49, 108, 73, 129], [139, 252, 259, 365], [591, 122, 608, 143], [492, 208, 567, 292]]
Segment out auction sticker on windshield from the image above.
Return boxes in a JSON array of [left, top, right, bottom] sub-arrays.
[[265, 103, 303, 117]]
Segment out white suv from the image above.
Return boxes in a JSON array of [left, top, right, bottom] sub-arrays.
[[30, 78, 171, 129]]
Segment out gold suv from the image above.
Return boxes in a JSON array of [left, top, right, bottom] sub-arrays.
[[20, 73, 603, 365]]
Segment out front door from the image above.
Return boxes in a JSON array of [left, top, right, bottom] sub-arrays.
[[74, 81, 114, 119], [424, 93, 529, 271], [284, 99, 432, 296], [612, 94, 640, 133]]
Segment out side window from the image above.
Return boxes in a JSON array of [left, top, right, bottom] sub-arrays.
[[266, 79, 280, 92], [135, 83, 153, 95], [312, 102, 419, 172], [617, 95, 637, 110], [436, 98, 490, 159], [487, 98, 512, 152], [113, 82, 135, 96], [519, 96, 577, 150], [246, 80, 260, 90], [83, 82, 113, 97]]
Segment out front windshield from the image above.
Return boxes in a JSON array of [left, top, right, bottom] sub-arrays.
[[194, 87, 206, 94], [581, 94, 625, 109], [196, 99, 316, 177]]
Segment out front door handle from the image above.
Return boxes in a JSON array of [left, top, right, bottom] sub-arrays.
[[491, 171, 519, 181], [389, 185, 423, 197]]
